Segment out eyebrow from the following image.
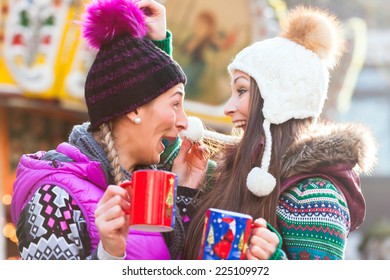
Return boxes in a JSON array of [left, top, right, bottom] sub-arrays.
[[233, 76, 250, 83], [171, 90, 184, 97]]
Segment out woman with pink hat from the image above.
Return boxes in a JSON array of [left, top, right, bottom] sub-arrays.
[[11, 0, 209, 260]]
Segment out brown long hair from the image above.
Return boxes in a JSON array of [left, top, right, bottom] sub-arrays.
[[182, 78, 312, 259]]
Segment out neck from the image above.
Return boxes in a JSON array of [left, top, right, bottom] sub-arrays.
[[111, 120, 139, 173], [117, 147, 137, 173]]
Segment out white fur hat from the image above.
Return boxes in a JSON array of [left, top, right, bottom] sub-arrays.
[[228, 6, 345, 197]]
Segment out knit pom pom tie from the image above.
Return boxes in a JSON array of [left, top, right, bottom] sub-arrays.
[[180, 116, 240, 144], [246, 119, 276, 197], [81, 0, 147, 50]]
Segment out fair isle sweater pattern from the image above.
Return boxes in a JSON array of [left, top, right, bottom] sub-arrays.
[[17, 185, 90, 260], [276, 177, 350, 260]]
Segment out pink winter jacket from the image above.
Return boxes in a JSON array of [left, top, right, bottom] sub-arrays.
[[11, 142, 171, 259]]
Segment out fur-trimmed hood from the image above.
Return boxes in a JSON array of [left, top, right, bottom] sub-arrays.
[[280, 121, 378, 232], [281, 121, 377, 179]]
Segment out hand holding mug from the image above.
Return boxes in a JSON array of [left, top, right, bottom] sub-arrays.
[[94, 184, 131, 258], [246, 218, 279, 260]]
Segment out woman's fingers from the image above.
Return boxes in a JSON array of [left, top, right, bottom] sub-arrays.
[[135, 0, 166, 40], [95, 185, 131, 218], [94, 185, 131, 258], [174, 137, 192, 165], [247, 219, 279, 260], [98, 185, 129, 205], [191, 141, 210, 160], [248, 233, 276, 259], [136, 0, 164, 13], [252, 218, 267, 228], [96, 213, 127, 234]]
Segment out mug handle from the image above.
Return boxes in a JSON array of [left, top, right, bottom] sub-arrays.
[[120, 180, 132, 215]]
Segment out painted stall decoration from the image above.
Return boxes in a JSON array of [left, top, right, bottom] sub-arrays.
[[2, 0, 80, 98], [57, 0, 95, 104], [165, 0, 280, 128], [0, 0, 22, 94], [59, 36, 95, 103]]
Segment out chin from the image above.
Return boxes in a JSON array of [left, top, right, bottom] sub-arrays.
[[152, 154, 161, 165]]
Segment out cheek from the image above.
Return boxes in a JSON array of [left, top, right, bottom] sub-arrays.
[[152, 110, 176, 132], [238, 96, 250, 116], [161, 111, 176, 127]]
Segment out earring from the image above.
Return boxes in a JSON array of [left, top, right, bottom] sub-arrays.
[[134, 117, 142, 125]]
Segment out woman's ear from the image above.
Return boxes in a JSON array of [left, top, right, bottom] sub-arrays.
[[126, 109, 142, 125]]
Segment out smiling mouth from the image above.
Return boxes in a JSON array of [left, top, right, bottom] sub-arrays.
[[233, 121, 247, 129]]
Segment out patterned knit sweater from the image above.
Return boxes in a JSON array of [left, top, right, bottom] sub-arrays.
[[276, 122, 377, 260], [277, 177, 349, 259]]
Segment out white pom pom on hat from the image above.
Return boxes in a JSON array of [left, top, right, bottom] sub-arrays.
[[247, 167, 276, 197], [180, 116, 204, 142], [180, 116, 240, 144], [246, 119, 276, 197]]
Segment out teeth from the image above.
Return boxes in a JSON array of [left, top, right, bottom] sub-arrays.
[[233, 121, 246, 128]]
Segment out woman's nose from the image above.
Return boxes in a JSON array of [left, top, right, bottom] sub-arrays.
[[176, 109, 188, 131], [224, 97, 237, 116]]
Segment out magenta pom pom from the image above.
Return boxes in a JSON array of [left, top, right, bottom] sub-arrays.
[[82, 0, 147, 49]]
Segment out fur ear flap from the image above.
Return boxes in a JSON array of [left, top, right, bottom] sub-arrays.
[[280, 5, 345, 69]]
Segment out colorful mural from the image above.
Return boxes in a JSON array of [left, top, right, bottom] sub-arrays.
[[0, 0, 88, 103]]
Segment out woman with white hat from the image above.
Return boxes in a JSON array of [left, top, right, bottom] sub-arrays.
[[183, 6, 377, 260]]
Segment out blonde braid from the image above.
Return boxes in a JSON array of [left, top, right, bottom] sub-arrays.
[[98, 122, 123, 185]]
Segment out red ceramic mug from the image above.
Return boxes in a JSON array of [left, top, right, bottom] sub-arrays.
[[120, 170, 177, 232]]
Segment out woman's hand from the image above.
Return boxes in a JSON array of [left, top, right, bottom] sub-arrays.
[[94, 185, 131, 258], [136, 0, 167, 40], [172, 138, 210, 189], [247, 218, 279, 260]]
